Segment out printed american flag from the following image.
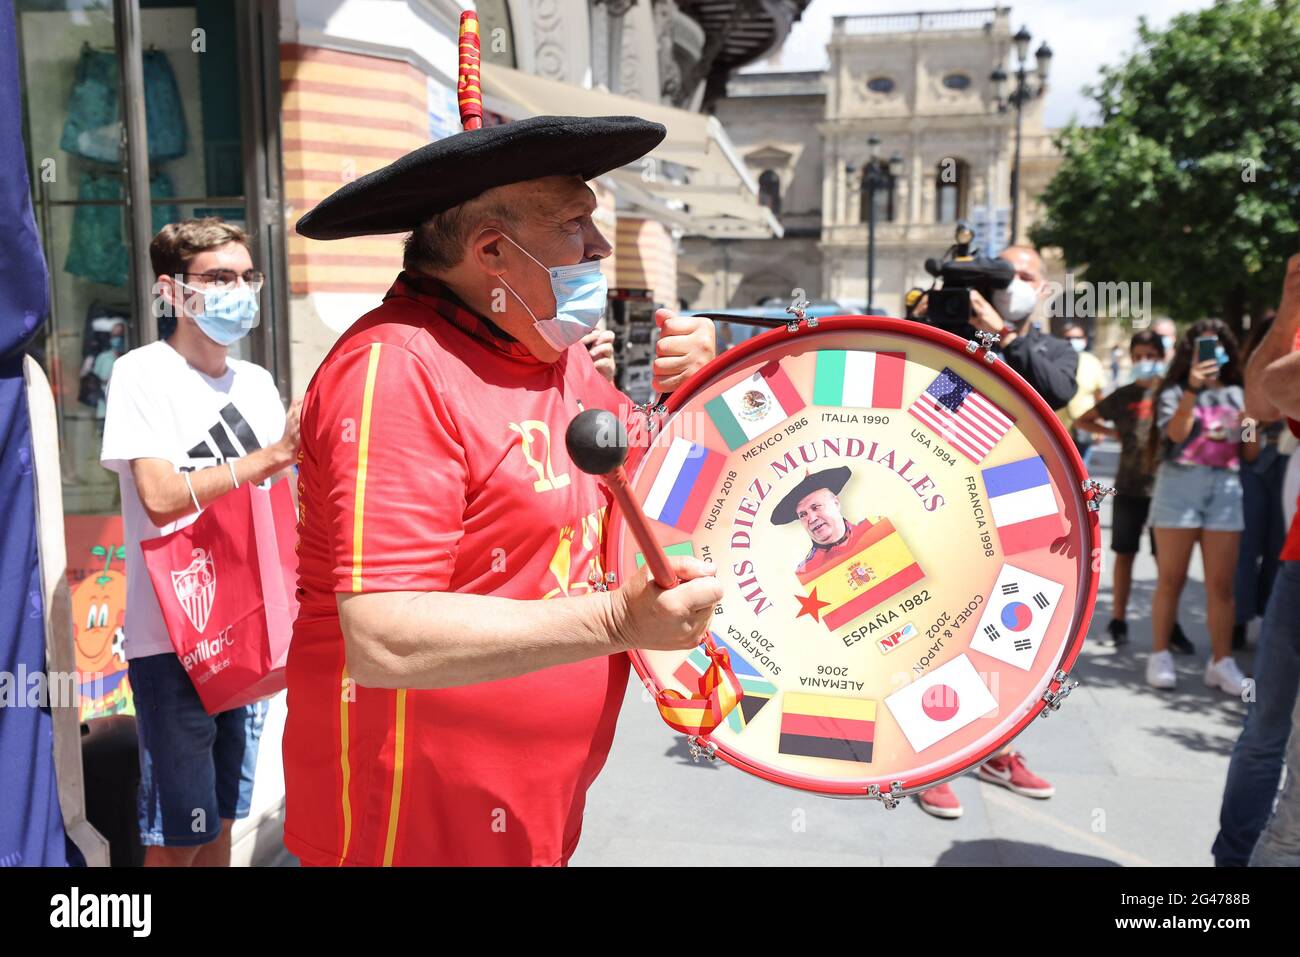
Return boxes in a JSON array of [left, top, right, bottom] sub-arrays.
[[908, 368, 1014, 463]]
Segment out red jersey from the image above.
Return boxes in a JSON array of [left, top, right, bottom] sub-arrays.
[[283, 273, 636, 866]]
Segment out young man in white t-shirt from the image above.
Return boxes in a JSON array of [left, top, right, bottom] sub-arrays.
[[101, 218, 301, 867]]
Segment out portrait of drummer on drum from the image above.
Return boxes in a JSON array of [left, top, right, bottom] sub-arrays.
[[772, 466, 876, 576]]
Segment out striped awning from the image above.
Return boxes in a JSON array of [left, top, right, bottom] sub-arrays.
[[482, 65, 781, 239]]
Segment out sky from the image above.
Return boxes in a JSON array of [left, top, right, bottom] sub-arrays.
[[744, 0, 1221, 127]]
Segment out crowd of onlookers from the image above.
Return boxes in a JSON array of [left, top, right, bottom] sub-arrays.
[[1066, 255, 1300, 867]]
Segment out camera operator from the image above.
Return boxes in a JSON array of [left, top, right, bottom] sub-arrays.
[[911, 243, 1077, 821], [913, 242, 1077, 412], [971, 246, 1078, 410]]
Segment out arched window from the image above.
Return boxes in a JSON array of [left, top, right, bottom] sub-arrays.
[[758, 169, 781, 217], [935, 159, 968, 223], [859, 169, 896, 223]]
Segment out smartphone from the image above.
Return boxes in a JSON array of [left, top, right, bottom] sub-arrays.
[[1195, 336, 1218, 363]]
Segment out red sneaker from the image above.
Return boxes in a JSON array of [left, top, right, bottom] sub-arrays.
[[917, 783, 963, 819], [978, 751, 1055, 798]]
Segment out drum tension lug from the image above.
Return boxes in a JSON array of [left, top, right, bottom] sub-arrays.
[[1040, 669, 1079, 717], [1081, 479, 1116, 512], [868, 782, 906, 809], [634, 401, 668, 436], [965, 330, 1001, 364], [588, 571, 616, 592], [686, 736, 718, 762]]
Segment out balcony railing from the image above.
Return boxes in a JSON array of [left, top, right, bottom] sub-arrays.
[[834, 8, 1007, 36]]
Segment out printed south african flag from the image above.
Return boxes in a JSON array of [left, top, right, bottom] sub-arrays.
[[674, 631, 777, 732]]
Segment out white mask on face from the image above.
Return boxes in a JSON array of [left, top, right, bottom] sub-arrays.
[[991, 278, 1039, 325]]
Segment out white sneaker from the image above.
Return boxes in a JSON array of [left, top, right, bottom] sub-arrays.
[[1205, 656, 1248, 696], [1146, 650, 1177, 689]]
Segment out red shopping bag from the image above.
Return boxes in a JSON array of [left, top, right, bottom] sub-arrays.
[[141, 480, 299, 715]]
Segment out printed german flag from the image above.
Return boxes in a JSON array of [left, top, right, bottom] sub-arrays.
[[778, 692, 876, 763], [796, 518, 924, 631]]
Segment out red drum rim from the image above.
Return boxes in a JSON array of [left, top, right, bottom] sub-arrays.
[[611, 314, 1100, 797]]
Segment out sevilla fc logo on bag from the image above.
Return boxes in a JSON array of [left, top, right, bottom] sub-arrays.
[[171, 548, 216, 633]]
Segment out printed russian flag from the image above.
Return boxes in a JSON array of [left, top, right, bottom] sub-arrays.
[[705, 359, 806, 450], [674, 631, 777, 733], [778, 692, 876, 763], [643, 438, 727, 532], [907, 368, 1013, 463], [982, 456, 1063, 555], [813, 350, 906, 409]]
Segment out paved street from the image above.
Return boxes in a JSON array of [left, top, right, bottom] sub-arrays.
[[572, 441, 1255, 867]]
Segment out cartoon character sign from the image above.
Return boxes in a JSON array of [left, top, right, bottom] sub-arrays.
[[70, 544, 133, 722]]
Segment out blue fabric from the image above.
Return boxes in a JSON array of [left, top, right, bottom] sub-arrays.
[[0, 0, 68, 867], [1234, 448, 1289, 624], [1213, 560, 1300, 865], [128, 653, 266, 847], [60, 47, 187, 164]]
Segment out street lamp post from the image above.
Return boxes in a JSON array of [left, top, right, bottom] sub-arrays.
[[990, 26, 1052, 246], [848, 136, 904, 314]]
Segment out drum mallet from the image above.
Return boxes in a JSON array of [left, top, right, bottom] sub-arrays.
[[566, 409, 680, 590]]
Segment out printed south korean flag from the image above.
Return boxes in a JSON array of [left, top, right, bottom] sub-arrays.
[[969, 562, 1065, 671]]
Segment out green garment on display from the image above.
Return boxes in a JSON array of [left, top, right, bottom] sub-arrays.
[[64, 171, 180, 287]]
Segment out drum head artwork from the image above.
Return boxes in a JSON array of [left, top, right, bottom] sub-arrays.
[[606, 316, 1098, 797]]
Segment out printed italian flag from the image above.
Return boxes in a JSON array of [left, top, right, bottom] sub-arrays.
[[813, 350, 906, 409]]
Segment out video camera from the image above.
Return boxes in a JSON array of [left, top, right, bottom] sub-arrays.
[[907, 221, 1014, 334]]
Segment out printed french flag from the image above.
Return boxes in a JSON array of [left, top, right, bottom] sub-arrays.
[[643, 437, 728, 533], [982, 455, 1064, 555]]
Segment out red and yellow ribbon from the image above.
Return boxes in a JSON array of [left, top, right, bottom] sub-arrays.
[[457, 11, 483, 131], [655, 639, 744, 736]]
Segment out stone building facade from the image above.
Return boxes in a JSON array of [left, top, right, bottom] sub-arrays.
[[682, 7, 1062, 317]]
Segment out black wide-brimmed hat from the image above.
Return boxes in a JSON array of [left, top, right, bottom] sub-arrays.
[[770, 467, 852, 526], [295, 115, 666, 240]]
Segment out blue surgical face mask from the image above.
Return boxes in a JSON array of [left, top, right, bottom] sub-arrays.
[[179, 280, 259, 346], [110, 336, 125, 352], [496, 234, 608, 351], [1215, 344, 1229, 368], [1068, 337, 1087, 353], [1132, 358, 1165, 382]]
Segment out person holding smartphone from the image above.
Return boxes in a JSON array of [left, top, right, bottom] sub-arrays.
[[1145, 320, 1248, 693]]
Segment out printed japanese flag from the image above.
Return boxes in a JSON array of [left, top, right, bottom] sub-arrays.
[[885, 654, 998, 753], [968, 562, 1065, 671], [705, 359, 805, 450]]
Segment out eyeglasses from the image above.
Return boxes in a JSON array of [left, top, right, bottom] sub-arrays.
[[181, 269, 265, 291]]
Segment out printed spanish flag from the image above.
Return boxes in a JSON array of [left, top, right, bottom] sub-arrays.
[[796, 518, 924, 631], [779, 692, 876, 763]]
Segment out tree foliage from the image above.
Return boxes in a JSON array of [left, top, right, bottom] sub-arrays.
[[1031, 0, 1300, 334]]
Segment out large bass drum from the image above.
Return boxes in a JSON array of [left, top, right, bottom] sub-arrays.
[[604, 315, 1100, 802]]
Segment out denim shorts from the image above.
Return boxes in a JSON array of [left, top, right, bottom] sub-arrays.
[[1149, 461, 1245, 532], [127, 652, 267, 847]]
